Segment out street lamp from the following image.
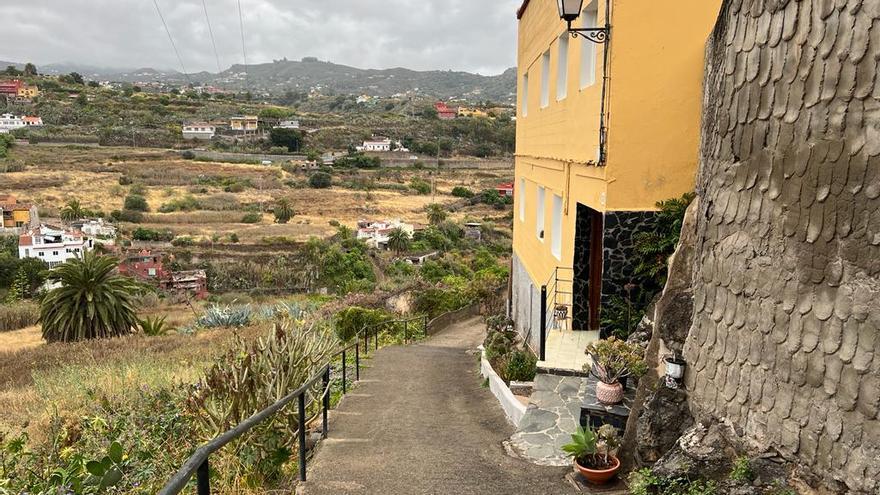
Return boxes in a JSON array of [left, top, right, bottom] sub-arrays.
[[557, 0, 608, 44]]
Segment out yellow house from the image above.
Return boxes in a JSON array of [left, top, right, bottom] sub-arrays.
[[0, 194, 39, 231], [17, 83, 39, 99], [511, 0, 721, 368], [230, 116, 259, 134], [458, 107, 490, 118]]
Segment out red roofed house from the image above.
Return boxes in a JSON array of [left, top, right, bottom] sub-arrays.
[[0, 80, 22, 96], [434, 102, 457, 120], [118, 250, 167, 281], [496, 182, 515, 197]]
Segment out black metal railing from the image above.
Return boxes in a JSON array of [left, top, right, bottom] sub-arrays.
[[539, 266, 573, 361], [158, 315, 429, 495]]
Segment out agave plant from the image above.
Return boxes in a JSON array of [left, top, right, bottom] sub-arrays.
[[187, 318, 337, 437], [197, 304, 252, 328], [40, 251, 142, 343], [138, 315, 170, 336]]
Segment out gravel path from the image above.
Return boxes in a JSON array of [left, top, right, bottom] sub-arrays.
[[298, 316, 574, 495]]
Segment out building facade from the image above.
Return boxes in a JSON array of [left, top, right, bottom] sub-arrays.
[[511, 0, 721, 363], [18, 226, 93, 268], [0, 114, 42, 133], [230, 116, 259, 134], [182, 123, 216, 140], [0, 195, 40, 232]]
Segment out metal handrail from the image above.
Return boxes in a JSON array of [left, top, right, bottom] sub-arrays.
[[159, 315, 429, 495]]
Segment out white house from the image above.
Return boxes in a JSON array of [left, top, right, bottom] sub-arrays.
[[0, 114, 42, 133], [76, 218, 117, 238], [182, 123, 216, 140], [356, 137, 392, 152], [275, 120, 300, 129], [18, 225, 94, 268], [356, 219, 414, 249]]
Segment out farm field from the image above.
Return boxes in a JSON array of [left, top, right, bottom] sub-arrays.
[[6, 144, 513, 244]]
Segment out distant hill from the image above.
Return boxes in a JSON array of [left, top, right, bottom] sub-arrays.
[[7, 59, 516, 103]]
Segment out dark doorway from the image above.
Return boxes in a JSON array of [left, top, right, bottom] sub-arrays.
[[572, 203, 603, 331]]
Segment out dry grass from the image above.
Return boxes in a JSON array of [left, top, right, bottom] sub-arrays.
[[0, 324, 266, 432], [0, 325, 43, 353]]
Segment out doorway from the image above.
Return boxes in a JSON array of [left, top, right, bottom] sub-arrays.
[[572, 203, 603, 331]]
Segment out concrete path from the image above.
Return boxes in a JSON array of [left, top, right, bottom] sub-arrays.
[[299, 316, 573, 495]]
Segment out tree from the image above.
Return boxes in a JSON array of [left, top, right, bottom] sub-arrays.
[[425, 203, 447, 225], [269, 127, 304, 152], [60, 72, 84, 85], [60, 199, 85, 222], [386, 227, 411, 256], [39, 251, 142, 342], [123, 194, 149, 212], [309, 172, 332, 189], [274, 198, 294, 224], [23, 63, 37, 76], [4, 66, 20, 76]]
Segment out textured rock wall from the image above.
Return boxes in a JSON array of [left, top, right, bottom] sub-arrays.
[[601, 211, 662, 307], [683, 0, 880, 492]]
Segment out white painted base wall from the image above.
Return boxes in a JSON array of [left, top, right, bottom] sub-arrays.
[[479, 347, 527, 427]]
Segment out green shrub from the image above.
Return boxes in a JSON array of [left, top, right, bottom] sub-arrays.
[[309, 172, 332, 188], [171, 236, 194, 247], [241, 212, 262, 224], [118, 175, 133, 185], [138, 315, 170, 336], [729, 456, 755, 483], [409, 178, 431, 195], [506, 350, 538, 382], [451, 186, 474, 198], [123, 194, 149, 212], [110, 209, 144, 223], [181, 150, 196, 159], [158, 195, 200, 213], [333, 306, 393, 341], [196, 304, 252, 328], [132, 228, 173, 242]]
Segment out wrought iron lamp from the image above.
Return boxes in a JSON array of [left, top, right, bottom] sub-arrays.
[[557, 0, 609, 44]]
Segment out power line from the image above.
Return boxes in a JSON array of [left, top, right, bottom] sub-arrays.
[[201, 0, 222, 73], [237, 0, 249, 94], [152, 0, 191, 85]]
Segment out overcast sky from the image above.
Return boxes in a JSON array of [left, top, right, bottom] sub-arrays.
[[1, 0, 521, 75]]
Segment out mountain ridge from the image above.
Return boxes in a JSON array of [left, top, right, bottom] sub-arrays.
[[2, 59, 516, 103]]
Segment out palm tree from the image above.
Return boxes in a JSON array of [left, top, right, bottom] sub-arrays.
[[386, 227, 411, 256], [60, 199, 85, 223], [40, 251, 142, 343], [274, 198, 294, 224], [425, 203, 447, 225]]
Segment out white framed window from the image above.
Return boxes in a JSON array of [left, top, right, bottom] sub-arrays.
[[536, 186, 546, 240], [551, 194, 563, 259], [521, 73, 529, 117], [557, 33, 569, 100], [540, 50, 550, 108], [519, 178, 526, 222], [580, 1, 598, 89]]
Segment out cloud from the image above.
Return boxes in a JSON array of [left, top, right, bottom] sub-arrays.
[[1, 0, 521, 75]]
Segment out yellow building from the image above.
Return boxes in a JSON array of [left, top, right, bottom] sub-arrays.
[[0, 194, 39, 231], [17, 83, 39, 99], [511, 0, 721, 367], [230, 116, 259, 134]]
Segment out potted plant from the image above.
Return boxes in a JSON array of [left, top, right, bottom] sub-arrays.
[[562, 424, 621, 484], [584, 337, 648, 405]]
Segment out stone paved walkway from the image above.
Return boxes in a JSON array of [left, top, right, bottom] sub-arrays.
[[298, 316, 573, 495], [507, 374, 586, 466]]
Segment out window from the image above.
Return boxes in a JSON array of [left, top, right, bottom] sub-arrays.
[[519, 178, 526, 222], [551, 194, 563, 259], [38, 251, 44, 257], [557, 34, 569, 100], [52, 251, 59, 256], [536, 186, 546, 240], [540, 50, 550, 108], [580, 1, 598, 89], [521, 73, 529, 116]]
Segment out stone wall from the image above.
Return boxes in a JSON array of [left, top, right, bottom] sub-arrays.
[[601, 211, 662, 308], [683, 0, 880, 492]]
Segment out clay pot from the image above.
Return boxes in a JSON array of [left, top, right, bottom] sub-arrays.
[[574, 455, 620, 485], [596, 381, 624, 405]]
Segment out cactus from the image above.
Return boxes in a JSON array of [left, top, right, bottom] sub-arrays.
[[187, 317, 337, 440], [196, 304, 253, 328]]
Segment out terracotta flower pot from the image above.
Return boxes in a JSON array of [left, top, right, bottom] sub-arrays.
[[574, 455, 620, 485], [596, 381, 624, 405]]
